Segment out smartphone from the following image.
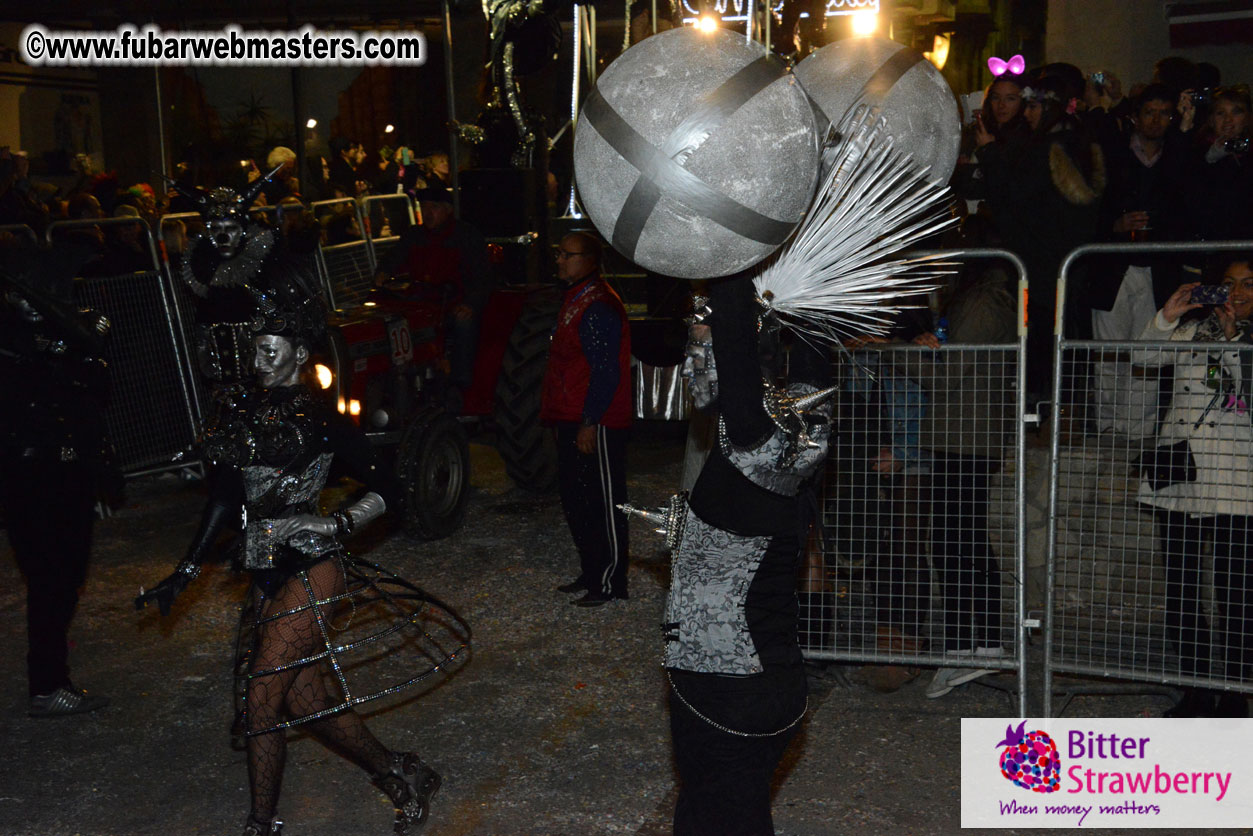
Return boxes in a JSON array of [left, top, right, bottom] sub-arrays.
[[1190, 284, 1230, 305], [401, 147, 412, 166]]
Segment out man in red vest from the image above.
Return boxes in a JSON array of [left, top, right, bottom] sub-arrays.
[[541, 231, 632, 606]]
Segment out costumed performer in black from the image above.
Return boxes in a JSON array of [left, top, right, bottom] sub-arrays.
[[135, 291, 446, 836], [1, 245, 119, 716], [620, 108, 955, 835], [663, 276, 835, 836]]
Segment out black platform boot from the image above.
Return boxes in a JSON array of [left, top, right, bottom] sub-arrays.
[[241, 814, 282, 836], [372, 752, 442, 835]]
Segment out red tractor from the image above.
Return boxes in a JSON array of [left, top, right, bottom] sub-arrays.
[[310, 193, 562, 541]]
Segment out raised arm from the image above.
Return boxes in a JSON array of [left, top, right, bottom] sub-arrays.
[[706, 275, 773, 447]]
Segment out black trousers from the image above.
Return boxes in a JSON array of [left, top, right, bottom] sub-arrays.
[[555, 423, 629, 597], [928, 452, 1002, 652], [1, 458, 96, 696], [1155, 511, 1253, 679], [669, 666, 806, 836]]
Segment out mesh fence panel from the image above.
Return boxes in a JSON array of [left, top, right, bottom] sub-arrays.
[[320, 241, 375, 310], [802, 343, 1021, 673], [363, 194, 416, 240], [164, 268, 212, 427], [1049, 340, 1253, 695], [74, 271, 199, 473], [371, 236, 401, 274]]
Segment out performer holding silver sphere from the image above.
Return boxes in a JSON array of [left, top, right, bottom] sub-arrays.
[[662, 277, 835, 835], [136, 293, 447, 836], [613, 71, 955, 834]]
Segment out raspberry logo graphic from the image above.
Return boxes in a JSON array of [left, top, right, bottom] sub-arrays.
[[996, 720, 1061, 793]]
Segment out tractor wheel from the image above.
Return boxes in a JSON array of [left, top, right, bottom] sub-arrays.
[[494, 287, 560, 491], [396, 408, 470, 540]]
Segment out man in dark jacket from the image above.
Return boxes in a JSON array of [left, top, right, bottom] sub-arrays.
[[1, 249, 116, 716], [541, 231, 632, 606], [1099, 84, 1182, 253]]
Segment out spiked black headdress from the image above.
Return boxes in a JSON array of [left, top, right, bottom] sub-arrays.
[[169, 164, 284, 224], [248, 259, 327, 349]]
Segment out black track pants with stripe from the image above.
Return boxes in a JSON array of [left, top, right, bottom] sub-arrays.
[[555, 423, 629, 598]]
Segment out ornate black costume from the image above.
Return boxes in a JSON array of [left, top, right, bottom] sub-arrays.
[[138, 247, 465, 835], [626, 278, 833, 836]]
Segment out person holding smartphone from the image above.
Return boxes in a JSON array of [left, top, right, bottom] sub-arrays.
[[1171, 86, 1253, 242], [951, 73, 1030, 249], [1134, 254, 1253, 718]]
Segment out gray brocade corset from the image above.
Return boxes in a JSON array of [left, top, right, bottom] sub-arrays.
[[663, 414, 830, 675], [241, 453, 337, 569]]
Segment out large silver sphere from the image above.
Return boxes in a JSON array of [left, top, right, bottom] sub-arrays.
[[573, 27, 820, 279], [794, 37, 961, 184]]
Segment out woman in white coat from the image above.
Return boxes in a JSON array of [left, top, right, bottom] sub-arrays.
[[1136, 255, 1253, 717]]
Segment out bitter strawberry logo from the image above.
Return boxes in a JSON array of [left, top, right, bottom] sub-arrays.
[[996, 720, 1061, 793]]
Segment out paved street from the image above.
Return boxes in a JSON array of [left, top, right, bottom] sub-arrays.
[[0, 427, 1237, 835]]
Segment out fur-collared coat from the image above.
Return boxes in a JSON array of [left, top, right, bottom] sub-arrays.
[[978, 128, 1107, 284]]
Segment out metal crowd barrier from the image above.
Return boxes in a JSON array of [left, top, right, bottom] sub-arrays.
[[1045, 239, 1253, 716], [800, 249, 1030, 716], [155, 211, 214, 425], [363, 192, 417, 269], [311, 198, 376, 311], [45, 217, 201, 477], [0, 223, 38, 245]]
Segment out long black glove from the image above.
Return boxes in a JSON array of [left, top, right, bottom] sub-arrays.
[[707, 274, 773, 447], [135, 500, 236, 616]]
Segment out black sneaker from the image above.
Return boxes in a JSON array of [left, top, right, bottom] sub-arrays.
[[555, 580, 586, 594], [29, 685, 109, 718], [573, 592, 610, 607], [573, 591, 629, 607]]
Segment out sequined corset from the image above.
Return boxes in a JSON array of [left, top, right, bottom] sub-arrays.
[[242, 453, 337, 569], [210, 385, 338, 570]]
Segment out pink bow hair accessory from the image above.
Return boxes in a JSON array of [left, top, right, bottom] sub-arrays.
[[988, 54, 1025, 77]]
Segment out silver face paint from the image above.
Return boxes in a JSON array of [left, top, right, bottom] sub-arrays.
[[253, 334, 303, 388], [681, 324, 718, 410], [206, 217, 246, 259]]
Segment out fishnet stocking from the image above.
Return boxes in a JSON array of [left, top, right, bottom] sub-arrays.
[[245, 558, 391, 822]]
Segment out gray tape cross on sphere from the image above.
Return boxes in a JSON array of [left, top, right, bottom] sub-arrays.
[[581, 54, 796, 261], [859, 46, 926, 103]]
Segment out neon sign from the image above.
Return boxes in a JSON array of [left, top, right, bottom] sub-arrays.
[[680, 0, 879, 24]]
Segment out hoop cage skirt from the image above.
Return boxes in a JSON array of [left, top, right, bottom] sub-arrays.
[[232, 553, 471, 736]]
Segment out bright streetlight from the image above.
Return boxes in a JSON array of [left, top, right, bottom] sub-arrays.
[[851, 10, 878, 36]]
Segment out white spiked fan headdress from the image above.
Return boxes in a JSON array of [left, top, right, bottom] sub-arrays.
[[752, 106, 957, 343]]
